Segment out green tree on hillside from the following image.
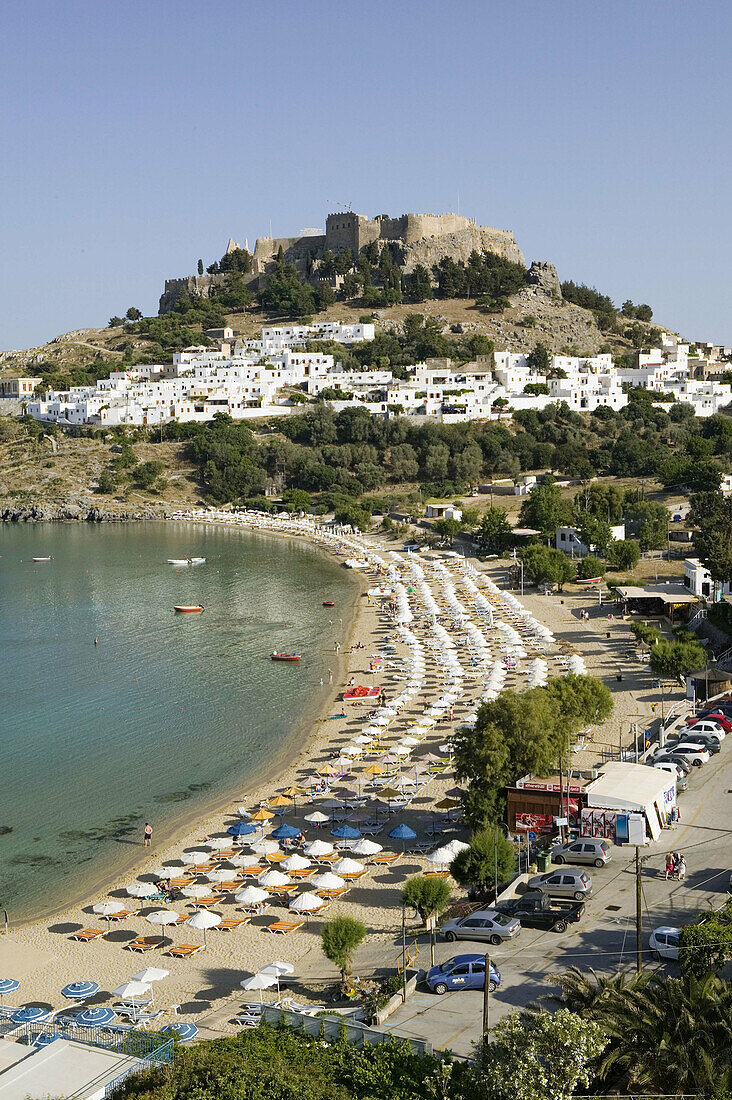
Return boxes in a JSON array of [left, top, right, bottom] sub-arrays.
[[518, 477, 573, 539], [321, 916, 366, 993]]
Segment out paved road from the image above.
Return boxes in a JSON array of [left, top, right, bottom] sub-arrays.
[[382, 735, 732, 1057]]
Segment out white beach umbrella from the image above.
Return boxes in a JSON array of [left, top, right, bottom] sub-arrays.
[[304, 812, 329, 826], [428, 846, 454, 867], [236, 806, 251, 818], [259, 961, 295, 995], [130, 968, 169, 983], [343, 745, 363, 757], [289, 891, 324, 913], [113, 981, 152, 1000], [181, 883, 213, 899], [229, 853, 260, 868], [240, 972, 277, 1002], [93, 901, 125, 916], [332, 857, 365, 875], [206, 868, 237, 884], [151, 866, 177, 879], [146, 910, 181, 927], [126, 882, 158, 898], [205, 837, 232, 851], [280, 854, 311, 872], [250, 838, 280, 855], [310, 872, 345, 890], [258, 869, 290, 888], [445, 839, 470, 855], [350, 839, 382, 857], [235, 885, 269, 905], [181, 851, 210, 866], [353, 734, 373, 746], [186, 909, 220, 946], [399, 736, 421, 747], [303, 839, 334, 857]]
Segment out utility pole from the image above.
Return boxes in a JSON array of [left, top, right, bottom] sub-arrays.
[[482, 951, 491, 1034], [635, 848, 643, 974], [401, 907, 408, 1002]]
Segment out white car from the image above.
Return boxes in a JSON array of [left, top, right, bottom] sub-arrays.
[[649, 925, 681, 961], [670, 743, 710, 764], [685, 720, 725, 741]]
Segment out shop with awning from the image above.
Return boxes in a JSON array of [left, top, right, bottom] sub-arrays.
[[584, 761, 675, 841], [615, 584, 699, 623]]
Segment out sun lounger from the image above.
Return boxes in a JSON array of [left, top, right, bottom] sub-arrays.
[[212, 849, 237, 859], [212, 881, 240, 893], [340, 870, 368, 883], [70, 928, 105, 942], [314, 853, 338, 864], [369, 852, 399, 865], [125, 1009, 164, 1029], [166, 943, 204, 958], [287, 867, 316, 879], [269, 884, 299, 897], [265, 851, 287, 863], [169, 877, 195, 889], [108, 907, 140, 921], [424, 869, 451, 879], [126, 936, 165, 952], [239, 902, 268, 915], [215, 917, 251, 931], [265, 919, 305, 934], [192, 863, 216, 874], [237, 865, 264, 877], [186, 896, 222, 908], [317, 888, 348, 899]]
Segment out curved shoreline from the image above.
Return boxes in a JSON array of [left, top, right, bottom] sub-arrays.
[[6, 514, 366, 929]]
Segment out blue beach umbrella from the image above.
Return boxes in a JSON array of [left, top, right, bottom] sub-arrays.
[[163, 1021, 199, 1042], [61, 981, 99, 1001], [228, 822, 256, 838], [12, 1006, 50, 1024], [271, 823, 299, 840], [388, 823, 417, 851], [0, 979, 19, 998], [75, 1006, 116, 1027], [32, 1032, 60, 1048], [331, 824, 361, 840]]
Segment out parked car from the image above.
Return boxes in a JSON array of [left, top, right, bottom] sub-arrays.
[[685, 719, 727, 740], [426, 954, 501, 995], [654, 745, 706, 767], [661, 743, 710, 764], [649, 926, 681, 961], [688, 711, 732, 731], [494, 890, 584, 932], [527, 868, 592, 900], [652, 752, 692, 774], [551, 837, 611, 868], [439, 909, 521, 945], [652, 761, 688, 790], [665, 733, 720, 754]]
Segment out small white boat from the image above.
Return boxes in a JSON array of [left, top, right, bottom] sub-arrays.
[[167, 559, 191, 566], [32, 556, 53, 562], [190, 557, 206, 564]]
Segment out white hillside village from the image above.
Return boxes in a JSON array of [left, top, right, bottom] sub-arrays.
[[17, 323, 732, 428]]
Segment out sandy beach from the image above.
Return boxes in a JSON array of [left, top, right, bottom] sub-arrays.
[[0, 516, 683, 1040]]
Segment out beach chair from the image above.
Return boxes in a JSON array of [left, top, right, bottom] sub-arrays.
[[288, 867, 316, 880], [166, 943, 204, 958], [212, 881, 240, 893], [269, 884, 299, 898], [213, 849, 237, 860], [369, 852, 400, 866], [424, 869, 451, 879], [169, 877, 195, 889], [317, 887, 348, 899], [108, 907, 140, 921], [187, 896, 222, 908], [233, 1003, 264, 1026], [237, 865, 264, 877], [70, 928, 105, 942], [314, 853, 338, 864], [264, 851, 287, 863], [215, 917, 251, 931], [126, 936, 165, 952], [238, 902, 268, 916], [264, 919, 305, 934], [340, 870, 368, 883]]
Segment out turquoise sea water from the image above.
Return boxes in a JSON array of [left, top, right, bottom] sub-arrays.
[[0, 522, 358, 923]]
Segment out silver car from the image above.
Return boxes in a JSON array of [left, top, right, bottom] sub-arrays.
[[551, 838, 611, 868], [527, 868, 592, 900], [439, 909, 521, 945]]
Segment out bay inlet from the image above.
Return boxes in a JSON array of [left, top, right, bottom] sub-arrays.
[[0, 521, 359, 923]]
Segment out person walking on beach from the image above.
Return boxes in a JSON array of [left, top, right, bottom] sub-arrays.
[[328, 668, 333, 684], [665, 853, 674, 880], [143, 822, 152, 847]]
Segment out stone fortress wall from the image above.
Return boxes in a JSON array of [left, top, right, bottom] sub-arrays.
[[160, 210, 525, 312]]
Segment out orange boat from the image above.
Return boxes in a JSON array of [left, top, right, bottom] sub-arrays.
[[174, 605, 204, 613], [271, 651, 300, 661]]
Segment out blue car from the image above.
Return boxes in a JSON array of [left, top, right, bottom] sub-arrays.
[[426, 954, 501, 995]]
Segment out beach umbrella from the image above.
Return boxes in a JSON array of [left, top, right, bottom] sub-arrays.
[[75, 1006, 117, 1028], [228, 822, 257, 838], [146, 910, 181, 928], [300, 776, 323, 789], [186, 909, 220, 947], [126, 882, 158, 898], [0, 979, 19, 999], [113, 980, 152, 1000], [271, 823, 299, 840], [12, 1006, 50, 1024], [259, 961, 294, 996], [342, 745, 362, 757], [289, 892, 324, 915], [282, 785, 303, 810], [181, 883, 213, 899], [317, 763, 341, 777], [351, 839, 382, 857], [434, 796, 460, 811], [181, 851, 210, 866], [267, 795, 291, 808], [377, 785, 402, 800], [228, 853, 259, 869], [362, 763, 385, 777], [388, 824, 417, 851], [258, 869, 290, 888], [418, 753, 443, 765], [205, 836, 233, 851], [332, 857, 365, 875], [311, 872, 345, 891], [235, 885, 269, 905], [206, 868, 237, 884], [331, 824, 361, 840], [427, 847, 454, 868], [399, 736, 420, 747], [280, 854, 311, 872], [445, 839, 470, 855], [353, 734, 373, 745], [304, 811, 329, 830], [61, 980, 100, 1001], [250, 808, 274, 821], [240, 972, 277, 1003], [163, 1021, 199, 1042], [91, 901, 125, 930], [303, 839, 334, 858], [249, 838, 280, 855]]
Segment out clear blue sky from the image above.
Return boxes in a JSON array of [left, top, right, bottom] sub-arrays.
[[2, 0, 730, 349]]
